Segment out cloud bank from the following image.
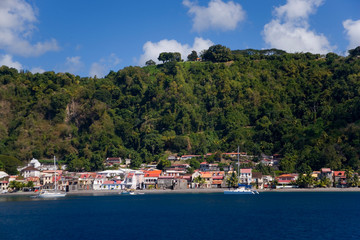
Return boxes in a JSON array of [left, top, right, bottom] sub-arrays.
[[0, 54, 22, 70], [183, 0, 245, 32], [343, 19, 360, 50], [0, 0, 59, 57], [263, 0, 333, 54], [139, 37, 214, 65], [89, 53, 121, 78]]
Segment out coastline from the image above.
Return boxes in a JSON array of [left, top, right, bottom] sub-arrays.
[[2, 187, 360, 197]]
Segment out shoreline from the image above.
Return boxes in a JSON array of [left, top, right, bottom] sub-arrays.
[[2, 187, 360, 197]]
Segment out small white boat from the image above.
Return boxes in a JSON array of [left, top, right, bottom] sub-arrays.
[[38, 156, 66, 198], [38, 190, 66, 198], [224, 187, 258, 195]]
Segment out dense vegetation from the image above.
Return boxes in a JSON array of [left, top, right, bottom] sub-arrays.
[[0, 46, 360, 173]]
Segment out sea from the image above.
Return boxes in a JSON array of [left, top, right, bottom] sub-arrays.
[[1, 192, 360, 240]]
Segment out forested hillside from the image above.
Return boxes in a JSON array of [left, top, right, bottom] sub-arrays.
[[1, 46, 360, 173]]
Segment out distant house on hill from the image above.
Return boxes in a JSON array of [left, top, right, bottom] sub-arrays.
[[104, 157, 122, 166], [180, 155, 201, 161]]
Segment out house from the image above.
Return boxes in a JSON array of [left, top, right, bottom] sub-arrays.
[[104, 157, 122, 166], [0, 180, 9, 191], [93, 175, 107, 190], [200, 172, 213, 188], [211, 172, 225, 188], [78, 173, 97, 190], [263, 175, 273, 188], [163, 167, 187, 176], [260, 158, 274, 166], [320, 168, 333, 181], [101, 180, 122, 190], [21, 166, 40, 178], [167, 155, 178, 161], [40, 173, 53, 187], [200, 162, 220, 171], [252, 172, 264, 189], [157, 176, 174, 189], [276, 174, 298, 187], [240, 169, 252, 185], [180, 155, 201, 161], [333, 171, 346, 187], [122, 171, 145, 189], [143, 170, 162, 189], [173, 177, 188, 190], [97, 170, 126, 179], [182, 174, 192, 188], [26, 176, 40, 186]]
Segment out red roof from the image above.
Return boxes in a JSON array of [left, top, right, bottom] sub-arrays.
[[240, 168, 252, 174], [103, 180, 122, 184], [212, 176, 224, 180], [158, 176, 174, 179], [333, 171, 346, 177]]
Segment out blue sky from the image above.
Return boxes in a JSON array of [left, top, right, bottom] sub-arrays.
[[0, 0, 359, 77]]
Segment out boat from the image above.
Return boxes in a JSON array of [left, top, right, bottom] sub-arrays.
[[224, 187, 259, 195], [121, 189, 135, 195], [224, 146, 259, 195], [38, 156, 66, 198]]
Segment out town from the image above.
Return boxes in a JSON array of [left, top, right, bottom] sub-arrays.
[[0, 152, 359, 194]]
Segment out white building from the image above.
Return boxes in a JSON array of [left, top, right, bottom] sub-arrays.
[[28, 158, 41, 168], [122, 170, 145, 189], [21, 166, 40, 178], [240, 168, 252, 185]]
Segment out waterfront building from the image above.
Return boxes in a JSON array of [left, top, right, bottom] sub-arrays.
[[239, 168, 252, 185], [21, 166, 40, 178]]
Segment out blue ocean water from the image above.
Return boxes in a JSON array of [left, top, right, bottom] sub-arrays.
[[1, 192, 360, 240]]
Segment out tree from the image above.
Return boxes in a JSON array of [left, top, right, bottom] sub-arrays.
[[187, 50, 198, 61], [0, 155, 22, 175], [145, 60, 156, 66], [193, 175, 205, 187], [156, 159, 171, 170], [226, 171, 238, 188], [349, 46, 360, 57], [201, 45, 233, 62], [158, 52, 182, 63]]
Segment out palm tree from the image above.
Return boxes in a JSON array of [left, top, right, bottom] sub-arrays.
[[226, 171, 238, 189], [193, 176, 205, 188]]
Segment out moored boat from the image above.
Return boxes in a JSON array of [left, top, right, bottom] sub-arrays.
[[224, 187, 258, 194], [38, 156, 66, 198]]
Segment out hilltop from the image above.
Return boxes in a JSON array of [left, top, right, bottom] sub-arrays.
[[1, 45, 360, 173]]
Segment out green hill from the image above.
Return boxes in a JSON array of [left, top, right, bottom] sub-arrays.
[[1, 46, 360, 173]]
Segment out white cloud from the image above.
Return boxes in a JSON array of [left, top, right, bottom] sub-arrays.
[[139, 37, 214, 65], [0, 0, 59, 57], [0, 54, 22, 70], [89, 53, 121, 78], [263, 0, 334, 54], [64, 56, 84, 74], [30, 67, 45, 74], [183, 0, 245, 32], [343, 19, 360, 50]]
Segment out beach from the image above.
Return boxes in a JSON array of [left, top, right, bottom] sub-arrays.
[[2, 187, 360, 197]]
